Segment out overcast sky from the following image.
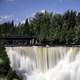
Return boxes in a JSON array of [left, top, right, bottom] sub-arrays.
[[0, 0, 80, 24]]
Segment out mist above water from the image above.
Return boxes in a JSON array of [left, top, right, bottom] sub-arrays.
[[6, 46, 80, 80]]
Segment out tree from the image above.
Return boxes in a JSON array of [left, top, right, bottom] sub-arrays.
[[63, 10, 76, 44], [76, 12, 80, 26], [22, 18, 30, 36], [0, 47, 10, 76]]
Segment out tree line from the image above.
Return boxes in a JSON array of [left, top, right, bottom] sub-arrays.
[[0, 10, 80, 45]]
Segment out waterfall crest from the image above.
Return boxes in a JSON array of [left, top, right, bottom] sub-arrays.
[[6, 46, 80, 80]]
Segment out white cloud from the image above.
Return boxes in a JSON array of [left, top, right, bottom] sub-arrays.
[[0, 15, 14, 21], [41, 10, 46, 13], [21, 19, 26, 24]]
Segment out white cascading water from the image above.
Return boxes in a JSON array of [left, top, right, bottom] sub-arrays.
[[5, 46, 80, 80]]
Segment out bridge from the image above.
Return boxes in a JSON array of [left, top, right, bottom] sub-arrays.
[[0, 36, 37, 47], [1, 36, 80, 47]]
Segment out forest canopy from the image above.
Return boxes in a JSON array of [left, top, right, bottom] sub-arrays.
[[0, 10, 80, 45]]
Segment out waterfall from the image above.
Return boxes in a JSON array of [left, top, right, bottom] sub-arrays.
[[6, 46, 80, 80]]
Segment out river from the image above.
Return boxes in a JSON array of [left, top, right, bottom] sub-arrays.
[[6, 46, 80, 80]]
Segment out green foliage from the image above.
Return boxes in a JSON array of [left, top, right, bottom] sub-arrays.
[[0, 47, 10, 75], [0, 47, 22, 80], [0, 10, 80, 45], [6, 68, 22, 80]]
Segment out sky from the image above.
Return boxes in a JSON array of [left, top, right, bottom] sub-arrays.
[[0, 0, 80, 24]]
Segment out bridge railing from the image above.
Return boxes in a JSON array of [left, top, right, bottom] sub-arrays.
[[0, 36, 37, 47]]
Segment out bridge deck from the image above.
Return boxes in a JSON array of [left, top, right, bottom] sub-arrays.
[[0, 36, 37, 46]]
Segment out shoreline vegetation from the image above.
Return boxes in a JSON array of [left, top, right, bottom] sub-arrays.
[[0, 47, 22, 80], [0, 10, 80, 46]]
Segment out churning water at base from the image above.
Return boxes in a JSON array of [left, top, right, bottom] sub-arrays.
[[5, 46, 80, 80]]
